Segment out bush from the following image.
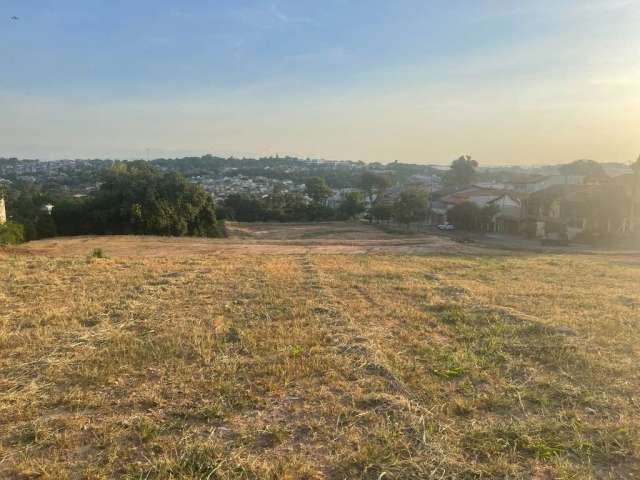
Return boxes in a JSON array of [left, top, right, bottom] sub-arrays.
[[392, 189, 429, 228], [0, 222, 25, 245]]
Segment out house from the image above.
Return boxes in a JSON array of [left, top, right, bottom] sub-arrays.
[[523, 182, 637, 240], [440, 187, 508, 208], [506, 174, 587, 194], [487, 193, 523, 234], [407, 174, 443, 193], [606, 173, 640, 234], [430, 187, 523, 230], [507, 174, 552, 193]]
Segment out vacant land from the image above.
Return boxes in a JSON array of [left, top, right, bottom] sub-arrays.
[[11, 222, 525, 257], [1, 225, 639, 478]]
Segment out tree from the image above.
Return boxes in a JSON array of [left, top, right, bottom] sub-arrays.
[[35, 213, 57, 238], [392, 189, 429, 229], [370, 201, 394, 223], [305, 177, 333, 204], [338, 192, 365, 220], [0, 222, 25, 245], [559, 159, 605, 177], [477, 203, 499, 230], [219, 193, 267, 222], [447, 201, 499, 231], [359, 171, 391, 204], [446, 155, 478, 187], [53, 162, 223, 237], [447, 202, 479, 230]]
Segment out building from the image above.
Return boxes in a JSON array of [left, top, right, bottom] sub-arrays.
[[407, 174, 443, 193], [429, 187, 523, 229], [487, 193, 523, 234], [523, 182, 637, 240], [507, 174, 552, 193]]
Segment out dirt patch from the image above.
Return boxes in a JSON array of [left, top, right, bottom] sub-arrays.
[[14, 222, 516, 258]]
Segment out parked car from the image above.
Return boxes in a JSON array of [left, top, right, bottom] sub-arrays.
[[438, 224, 455, 231]]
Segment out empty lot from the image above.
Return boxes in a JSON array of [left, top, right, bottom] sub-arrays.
[[1, 225, 639, 478]]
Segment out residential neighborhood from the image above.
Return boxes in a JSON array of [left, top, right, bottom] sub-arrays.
[[370, 166, 640, 245], [1, 155, 639, 247]]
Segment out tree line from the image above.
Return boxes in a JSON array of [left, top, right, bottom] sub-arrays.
[[1, 162, 224, 244]]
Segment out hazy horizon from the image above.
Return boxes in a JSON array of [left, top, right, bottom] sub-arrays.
[[2, 1, 639, 165]]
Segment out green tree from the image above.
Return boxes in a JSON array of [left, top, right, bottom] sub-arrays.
[[447, 202, 479, 229], [447, 201, 499, 231], [338, 192, 365, 220], [359, 171, 391, 204], [0, 222, 25, 245], [305, 177, 333, 204], [53, 162, 223, 237], [370, 201, 394, 223], [35, 213, 57, 238], [446, 155, 478, 187], [392, 189, 429, 229]]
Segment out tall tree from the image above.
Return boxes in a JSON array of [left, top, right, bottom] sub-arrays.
[[392, 189, 429, 229], [305, 177, 333, 204], [359, 171, 391, 204], [370, 201, 394, 223], [447, 201, 499, 231], [446, 155, 478, 187], [338, 192, 365, 220]]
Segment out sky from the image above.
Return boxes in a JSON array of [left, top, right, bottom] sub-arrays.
[[1, 0, 639, 165]]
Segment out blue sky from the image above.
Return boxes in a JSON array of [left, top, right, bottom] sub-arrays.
[[1, 1, 639, 164]]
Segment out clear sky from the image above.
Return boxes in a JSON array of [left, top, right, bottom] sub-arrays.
[[1, 1, 639, 164]]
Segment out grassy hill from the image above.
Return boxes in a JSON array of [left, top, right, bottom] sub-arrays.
[[1, 231, 639, 478]]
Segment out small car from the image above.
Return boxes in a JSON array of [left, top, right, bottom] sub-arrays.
[[438, 224, 455, 231]]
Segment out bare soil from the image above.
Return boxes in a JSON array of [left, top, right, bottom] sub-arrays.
[[6, 222, 516, 258]]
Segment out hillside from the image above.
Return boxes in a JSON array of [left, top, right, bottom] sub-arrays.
[[1, 226, 639, 478]]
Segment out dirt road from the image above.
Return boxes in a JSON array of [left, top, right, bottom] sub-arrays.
[[6, 222, 507, 258], [7, 222, 638, 258]]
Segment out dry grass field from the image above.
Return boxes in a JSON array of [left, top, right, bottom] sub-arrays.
[[1, 224, 639, 479]]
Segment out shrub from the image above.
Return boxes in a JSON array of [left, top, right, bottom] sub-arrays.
[[0, 222, 25, 245]]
